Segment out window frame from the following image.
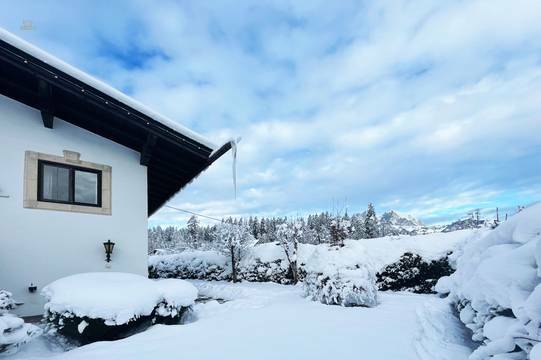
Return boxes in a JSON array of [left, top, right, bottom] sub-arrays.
[[37, 159, 102, 208], [24, 150, 112, 216]]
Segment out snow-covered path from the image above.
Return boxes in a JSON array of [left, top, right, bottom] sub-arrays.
[[13, 281, 471, 360]]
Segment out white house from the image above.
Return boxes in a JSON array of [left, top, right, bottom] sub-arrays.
[[0, 29, 232, 316]]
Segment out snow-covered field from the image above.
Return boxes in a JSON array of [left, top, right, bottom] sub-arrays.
[[12, 281, 471, 360], [8, 205, 540, 359]]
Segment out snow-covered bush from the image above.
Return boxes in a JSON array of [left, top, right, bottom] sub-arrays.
[[239, 242, 299, 283], [436, 204, 541, 359], [304, 269, 378, 307], [0, 290, 16, 313], [0, 290, 41, 355], [302, 246, 378, 307], [42, 273, 197, 344], [149, 250, 229, 280], [240, 258, 292, 284], [376, 252, 453, 293]]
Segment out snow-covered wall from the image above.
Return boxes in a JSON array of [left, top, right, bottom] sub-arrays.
[[0, 95, 149, 316]]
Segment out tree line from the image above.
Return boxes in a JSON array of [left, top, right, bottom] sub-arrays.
[[149, 203, 381, 254], [149, 203, 383, 282]]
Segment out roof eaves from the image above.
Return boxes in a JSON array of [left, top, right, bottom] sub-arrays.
[[0, 27, 217, 150]]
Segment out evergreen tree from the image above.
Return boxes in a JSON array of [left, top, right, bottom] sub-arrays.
[[364, 203, 379, 238], [330, 216, 349, 247], [186, 216, 199, 248], [255, 218, 265, 242], [350, 213, 367, 239]]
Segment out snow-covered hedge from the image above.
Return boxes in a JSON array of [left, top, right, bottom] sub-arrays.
[[149, 250, 229, 280], [42, 273, 197, 344], [436, 204, 541, 359], [376, 252, 453, 293], [150, 231, 472, 292], [241, 258, 293, 284], [1, 290, 41, 355]]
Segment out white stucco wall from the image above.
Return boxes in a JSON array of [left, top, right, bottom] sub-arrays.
[[0, 95, 149, 316]]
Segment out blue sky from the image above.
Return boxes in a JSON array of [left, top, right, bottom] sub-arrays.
[[1, 0, 540, 225]]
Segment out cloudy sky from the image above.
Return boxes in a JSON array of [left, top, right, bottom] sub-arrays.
[[2, 0, 540, 225]]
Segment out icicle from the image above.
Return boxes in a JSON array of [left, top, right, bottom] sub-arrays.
[[231, 137, 241, 199]]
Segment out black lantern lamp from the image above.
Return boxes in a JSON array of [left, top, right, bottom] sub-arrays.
[[103, 240, 115, 262]]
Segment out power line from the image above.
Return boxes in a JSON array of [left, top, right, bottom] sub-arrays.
[[164, 205, 225, 223]]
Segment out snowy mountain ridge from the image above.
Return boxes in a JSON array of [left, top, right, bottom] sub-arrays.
[[379, 210, 425, 235], [378, 210, 442, 236], [380, 210, 424, 227], [440, 217, 493, 233], [378, 210, 495, 236]]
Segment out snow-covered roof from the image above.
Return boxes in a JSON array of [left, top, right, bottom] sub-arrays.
[[0, 27, 216, 150]]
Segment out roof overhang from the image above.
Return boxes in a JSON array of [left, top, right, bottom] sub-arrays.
[[0, 34, 231, 216]]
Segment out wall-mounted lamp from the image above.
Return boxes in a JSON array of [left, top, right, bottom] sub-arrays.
[[103, 240, 115, 262]]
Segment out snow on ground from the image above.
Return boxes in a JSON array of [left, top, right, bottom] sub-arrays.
[[414, 297, 473, 360], [13, 281, 473, 360]]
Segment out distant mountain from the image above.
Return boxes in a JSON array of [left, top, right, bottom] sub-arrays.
[[380, 210, 423, 227], [441, 218, 492, 233], [377, 210, 494, 236], [379, 211, 426, 236]]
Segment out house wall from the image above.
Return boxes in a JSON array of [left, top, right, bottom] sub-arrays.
[[0, 95, 149, 316]]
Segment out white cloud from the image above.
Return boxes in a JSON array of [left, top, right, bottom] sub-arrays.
[[2, 0, 541, 225]]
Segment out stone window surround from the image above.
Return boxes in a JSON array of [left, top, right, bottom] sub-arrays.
[[24, 150, 112, 215]]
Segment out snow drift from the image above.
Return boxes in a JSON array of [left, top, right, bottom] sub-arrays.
[[436, 204, 541, 359]]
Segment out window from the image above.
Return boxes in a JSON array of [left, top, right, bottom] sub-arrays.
[[38, 160, 102, 207], [24, 150, 111, 215]]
